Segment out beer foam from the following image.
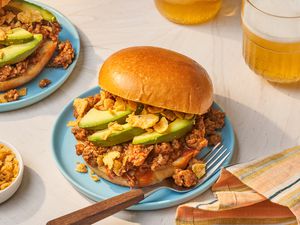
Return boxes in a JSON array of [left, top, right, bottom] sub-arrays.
[[243, 0, 300, 42]]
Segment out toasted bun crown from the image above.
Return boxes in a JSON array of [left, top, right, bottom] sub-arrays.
[[99, 46, 213, 115]]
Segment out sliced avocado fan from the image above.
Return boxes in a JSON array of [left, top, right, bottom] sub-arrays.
[[6, 0, 56, 22], [0, 28, 33, 45], [0, 34, 42, 67]]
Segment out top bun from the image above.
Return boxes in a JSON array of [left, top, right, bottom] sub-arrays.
[[1, 0, 10, 7], [99, 46, 213, 115]]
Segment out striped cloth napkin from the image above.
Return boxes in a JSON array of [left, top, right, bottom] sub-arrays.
[[176, 146, 300, 225]]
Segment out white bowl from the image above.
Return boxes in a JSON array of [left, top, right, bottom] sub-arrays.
[[0, 140, 24, 204]]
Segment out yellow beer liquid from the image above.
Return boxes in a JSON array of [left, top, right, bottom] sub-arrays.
[[155, 0, 222, 25], [243, 25, 300, 83]]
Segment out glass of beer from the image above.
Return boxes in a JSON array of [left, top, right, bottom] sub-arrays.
[[154, 0, 222, 25], [242, 0, 300, 83]]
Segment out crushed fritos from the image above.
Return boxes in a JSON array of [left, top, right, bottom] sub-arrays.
[[0, 27, 6, 40], [191, 163, 206, 179], [0, 144, 19, 191], [75, 162, 88, 173], [108, 122, 123, 132], [153, 117, 168, 133], [103, 151, 120, 170], [126, 113, 159, 129], [89, 170, 100, 182], [17, 10, 43, 23], [0, 88, 27, 104], [67, 98, 88, 127]]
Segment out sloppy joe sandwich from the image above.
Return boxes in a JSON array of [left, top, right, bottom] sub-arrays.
[[69, 46, 225, 188], [0, 0, 75, 96]]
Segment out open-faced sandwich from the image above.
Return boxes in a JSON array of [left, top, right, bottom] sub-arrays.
[[69, 46, 225, 188], [0, 0, 75, 103]]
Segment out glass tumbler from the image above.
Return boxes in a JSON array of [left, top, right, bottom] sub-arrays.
[[242, 0, 300, 83], [155, 0, 222, 25]]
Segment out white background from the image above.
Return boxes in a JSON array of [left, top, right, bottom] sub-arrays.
[[0, 0, 299, 224]]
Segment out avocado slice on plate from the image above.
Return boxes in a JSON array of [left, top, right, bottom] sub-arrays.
[[6, 0, 56, 22], [0, 34, 42, 67], [79, 108, 132, 130], [132, 119, 194, 145], [0, 28, 33, 45], [88, 123, 145, 147]]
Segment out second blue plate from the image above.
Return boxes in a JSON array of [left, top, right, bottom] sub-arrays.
[[0, 0, 80, 112]]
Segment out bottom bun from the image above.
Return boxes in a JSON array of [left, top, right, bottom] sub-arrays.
[[0, 40, 57, 92], [87, 164, 175, 187], [85, 149, 199, 188]]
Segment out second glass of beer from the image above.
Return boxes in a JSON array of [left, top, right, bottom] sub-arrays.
[[242, 0, 300, 83]]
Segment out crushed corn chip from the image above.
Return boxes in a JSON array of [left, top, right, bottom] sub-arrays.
[[147, 106, 164, 114], [0, 28, 6, 40], [174, 111, 185, 119], [103, 98, 115, 110], [113, 97, 126, 111], [126, 113, 159, 129], [192, 163, 206, 178], [161, 110, 176, 121], [75, 163, 88, 173], [127, 100, 137, 111], [108, 122, 123, 132], [73, 98, 88, 118], [185, 113, 195, 120], [103, 151, 120, 170], [97, 155, 104, 167], [89, 170, 100, 182], [113, 160, 122, 176], [153, 117, 169, 133], [0, 144, 19, 191], [17, 10, 43, 23]]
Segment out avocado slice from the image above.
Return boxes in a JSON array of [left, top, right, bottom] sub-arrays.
[[0, 34, 42, 67], [79, 108, 132, 130], [132, 119, 194, 145], [88, 123, 145, 147], [6, 0, 56, 22], [0, 28, 33, 45]]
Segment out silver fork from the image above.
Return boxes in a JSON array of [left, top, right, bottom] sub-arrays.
[[47, 144, 230, 225], [142, 143, 229, 196]]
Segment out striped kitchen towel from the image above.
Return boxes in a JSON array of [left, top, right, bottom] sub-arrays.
[[176, 146, 300, 225]]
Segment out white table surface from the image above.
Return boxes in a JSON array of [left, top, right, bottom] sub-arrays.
[[1, 0, 300, 224]]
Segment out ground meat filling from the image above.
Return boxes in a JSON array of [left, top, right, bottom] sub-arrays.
[[3, 89, 18, 102], [39, 78, 51, 88], [0, 8, 74, 83], [173, 169, 198, 187], [48, 40, 75, 69], [71, 92, 225, 187]]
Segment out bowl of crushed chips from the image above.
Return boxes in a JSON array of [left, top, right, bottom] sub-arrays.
[[0, 141, 24, 204]]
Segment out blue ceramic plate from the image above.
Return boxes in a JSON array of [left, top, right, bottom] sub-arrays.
[[0, 0, 80, 112], [52, 87, 235, 210]]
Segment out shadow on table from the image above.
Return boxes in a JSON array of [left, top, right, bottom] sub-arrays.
[[0, 27, 103, 120], [0, 166, 45, 224], [183, 0, 242, 42]]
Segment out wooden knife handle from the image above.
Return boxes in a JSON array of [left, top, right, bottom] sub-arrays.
[[47, 189, 144, 225]]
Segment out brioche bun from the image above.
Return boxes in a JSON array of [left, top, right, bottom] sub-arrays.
[[87, 164, 175, 187], [0, 40, 57, 92], [99, 46, 213, 115]]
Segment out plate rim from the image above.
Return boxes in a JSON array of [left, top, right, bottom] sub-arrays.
[[0, 0, 80, 112], [52, 86, 235, 210]]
